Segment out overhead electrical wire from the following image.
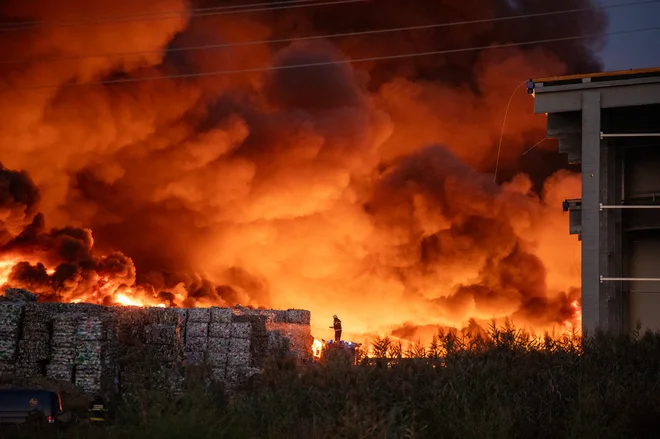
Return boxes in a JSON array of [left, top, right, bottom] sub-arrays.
[[2, 0, 659, 64], [0, 0, 365, 31], [10, 24, 660, 91]]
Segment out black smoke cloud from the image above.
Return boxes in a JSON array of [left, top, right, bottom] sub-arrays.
[[0, 0, 593, 338]]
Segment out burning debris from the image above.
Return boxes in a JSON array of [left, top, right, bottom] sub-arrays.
[[0, 0, 594, 342]]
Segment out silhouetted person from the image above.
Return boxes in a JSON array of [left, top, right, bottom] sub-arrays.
[[330, 315, 342, 342]]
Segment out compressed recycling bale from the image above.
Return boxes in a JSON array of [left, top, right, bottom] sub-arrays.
[[46, 364, 74, 381], [0, 302, 24, 329], [229, 337, 251, 353], [186, 322, 208, 338], [76, 316, 105, 341], [52, 314, 79, 337], [3, 288, 38, 302], [184, 351, 205, 365], [227, 337, 251, 367], [259, 310, 287, 324], [207, 338, 229, 353], [18, 339, 50, 361], [210, 367, 226, 382], [210, 307, 232, 323], [0, 339, 18, 361], [148, 345, 181, 363], [0, 360, 15, 375], [208, 323, 230, 339], [15, 360, 41, 377], [185, 336, 207, 352], [21, 328, 50, 343], [50, 335, 75, 348], [187, 308, 210, 323], [23, 303, 54, 322], [285, 309, 311, 325], [231, 322, 252, 339], [145, 324, 178, 345], [151, 307, 186, 325], [75, 342, 102, 365], [232, 314, 267, 336], [207, 350, 228, 367], [50, 346, 76, 363]]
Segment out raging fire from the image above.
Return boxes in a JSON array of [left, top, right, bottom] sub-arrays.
[[0, 0, 598, 344]]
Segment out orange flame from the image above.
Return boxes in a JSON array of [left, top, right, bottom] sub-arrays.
[[312, 339, 323, 358]]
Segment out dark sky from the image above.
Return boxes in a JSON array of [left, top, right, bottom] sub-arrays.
[[602, 0, 660, 70]]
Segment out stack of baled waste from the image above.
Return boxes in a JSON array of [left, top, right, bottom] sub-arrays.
[[16, 304, 52, 378], [0, 301, 23, 375], [47, 313, 78, 381], [207, 308, 232, 381], [74, 315, 107, 394], [143, 308, 186, 393], [184, 308, 210, 367]]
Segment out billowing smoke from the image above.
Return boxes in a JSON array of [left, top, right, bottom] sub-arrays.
[[0, 0, 603, 341]]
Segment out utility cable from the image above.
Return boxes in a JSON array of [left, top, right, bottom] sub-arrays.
[[7, 24, 660, 91], [2, 0, 658, 64], [0, 0, 365, 31]]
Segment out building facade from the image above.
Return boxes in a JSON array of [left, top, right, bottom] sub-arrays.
[[529, 68, 660, 335]]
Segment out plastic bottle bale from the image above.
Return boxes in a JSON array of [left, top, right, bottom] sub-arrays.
[[184, 351, 206, 365], [52, 315, 79, 338], [210, 307, 232, 323], [145, 324, 178, 345], [207, 337, 229, 353], [0, 339, 18, 361], [233, 314, 267, 336], [23, 303, 54, 323], [149, 307, 181, 325], [50, 346, 76, 364], [18, 339, 50, 361], [210, 367, 226, 382], [15, 357, 42, 377], [227, 338, 251, 367], [185, 336, 208, 352], [0, 302, 24, 330], [148, 344, 180, 363], [207, 349, 228, 368], [187, 308, 211, 323], [50, 335, 75, 348], [76, 316, 105, 341], [185, 322, 208, 338], [75, 342, 103, 366], [285, 309, 311, 325], [208, 323, 230, 339], [0, 360, 15, 375], [231, 322, 252, 339], [21, 327, 50, 344], [46, 364, 74, 381], [3, 288, 38, 302], [114, 308, 146, 341]]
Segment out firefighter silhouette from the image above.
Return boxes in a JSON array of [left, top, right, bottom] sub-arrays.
[[330, 315, 342, 342]]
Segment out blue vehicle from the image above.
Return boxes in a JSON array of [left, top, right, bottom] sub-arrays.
[[0, 389, 64, 426]]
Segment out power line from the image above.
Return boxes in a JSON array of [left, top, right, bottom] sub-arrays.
[[3, 0, 658, 65], [0, 0, 365, 31], [9, 24, 660, 91]]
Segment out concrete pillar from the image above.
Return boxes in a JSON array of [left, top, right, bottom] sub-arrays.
[[581, 91, 602, 335], [603, 141, 624, 333]]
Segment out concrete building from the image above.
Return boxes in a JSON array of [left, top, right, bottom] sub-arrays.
[[528, 67, 660, 335]]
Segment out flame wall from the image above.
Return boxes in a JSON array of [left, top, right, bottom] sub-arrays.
[[0, 0, 606, 342]]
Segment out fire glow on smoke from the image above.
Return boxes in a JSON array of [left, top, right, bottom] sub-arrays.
[[0, 0, 604, 343]]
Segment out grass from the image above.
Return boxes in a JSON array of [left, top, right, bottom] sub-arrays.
[[5, 323, 660, 439]]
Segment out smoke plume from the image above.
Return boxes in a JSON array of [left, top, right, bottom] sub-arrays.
[[0, 0, 603, 341]]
